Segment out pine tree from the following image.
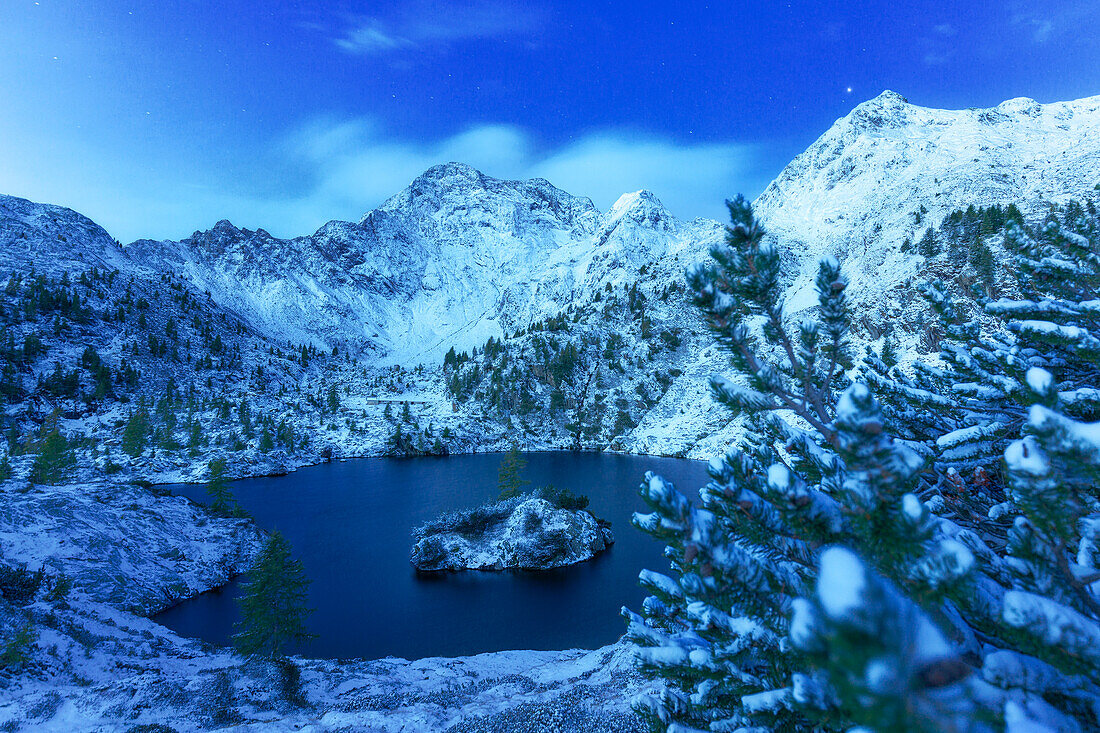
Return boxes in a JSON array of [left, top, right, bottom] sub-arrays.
[[30, 428, 75, 484], [917, 227, 940, 257], [497, 444, 529, 499], [970, 237, 996, 288], [385, 423, 409, 455], [259, 426, 274, 453], [633, 193, 1100, 731], [206, 457, 236, 515], [627, 197, 994, 731], [867, 197, 1100, 520], [880, 326, 898, 368], [121, 408, 150, 458], [233, 531, 315, 658], [0, 623, 36, 672]]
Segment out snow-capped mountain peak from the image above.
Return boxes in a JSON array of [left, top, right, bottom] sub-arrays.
[[607, 190, 671, 225], [112, 164, 718, 362], [754, 90, 1100, 316]]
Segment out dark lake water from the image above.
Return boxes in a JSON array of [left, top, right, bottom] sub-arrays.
[[154, 452, 709, 660]]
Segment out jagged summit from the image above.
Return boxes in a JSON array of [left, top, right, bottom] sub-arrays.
[[418, 160, 482, 179], [394, 161, 490, 199], [372, 162, 597, 233], [852, 89, 910, 112], [995, 97, 1043, 116], [208, 219, 240, 234], [608, 190, 666, 216], [604, 190, 676, 234], [843, 90, 915, 131]]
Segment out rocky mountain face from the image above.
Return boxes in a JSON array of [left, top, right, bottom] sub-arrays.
[[2, 92, 1097, 464], [123, 162, 722, 364], [755, 90, 1100, 318], [0, 195, 124, 277]]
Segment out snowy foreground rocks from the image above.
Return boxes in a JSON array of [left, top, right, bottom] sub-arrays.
[[0, 475, 262, 615], [411, 497, 614, 571], [0, 595, 649, 732]]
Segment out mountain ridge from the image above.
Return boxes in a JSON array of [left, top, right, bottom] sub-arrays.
[[3, 91, 1099, 365], [755, 90, 1100, 315], [114, 160, 722, 363]]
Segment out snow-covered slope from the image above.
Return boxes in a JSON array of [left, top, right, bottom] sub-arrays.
[[755, 90, 1100, 316], [122, 163, 722, 363], [0, 194, 125, 277]]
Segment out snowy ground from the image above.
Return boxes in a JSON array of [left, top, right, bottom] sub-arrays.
[[0, 591, 650, 732]]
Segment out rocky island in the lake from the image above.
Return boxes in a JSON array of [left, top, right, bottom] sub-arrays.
[[411, 491, 614, 571]]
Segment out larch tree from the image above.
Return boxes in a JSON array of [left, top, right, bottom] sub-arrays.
[[497, 444, 530, 500], [206, 457, 235, 516], [233, 530, 315, 659]]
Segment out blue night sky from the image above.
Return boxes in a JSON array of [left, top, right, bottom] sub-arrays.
[[1, 0, 1098, 242]]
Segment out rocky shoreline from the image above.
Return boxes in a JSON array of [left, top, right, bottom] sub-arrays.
[[0, 457, 650, 731]]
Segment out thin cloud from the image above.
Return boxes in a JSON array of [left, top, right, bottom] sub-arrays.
[[922, 50, 953, 66], [274, 118, 765, 233], [335, 24, 413, 54], [918, 23, 957, 66], [1010, 0, 1100, 44], [332, 1, 542, 56], [0, 118, 767, 242], [1010, 14, 1055, 44]]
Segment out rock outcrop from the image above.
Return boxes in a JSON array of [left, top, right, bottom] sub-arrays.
[[411, 497, 614, 571]]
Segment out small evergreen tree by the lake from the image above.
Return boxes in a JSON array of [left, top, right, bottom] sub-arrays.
[[497, 444, 529, 499], [233, 531, 315, 659], [206, 457, 235, 515], [385, 423, 411, 455]]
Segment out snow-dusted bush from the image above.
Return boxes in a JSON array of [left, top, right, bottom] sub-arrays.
[[413, 496, 522, 541]]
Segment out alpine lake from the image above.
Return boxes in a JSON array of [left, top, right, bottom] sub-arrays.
[[155, 452, 709, 660]]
